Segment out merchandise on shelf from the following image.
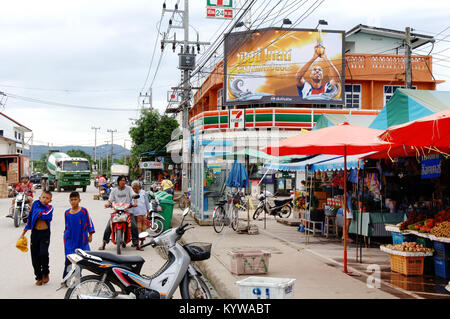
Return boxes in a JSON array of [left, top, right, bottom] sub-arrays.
[[430, 221, 450, 238], [384, 242, 433, 254]]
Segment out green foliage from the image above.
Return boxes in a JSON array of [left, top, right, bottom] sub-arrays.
[[66, 149, 92, 162], [128, 109, 179, 178]]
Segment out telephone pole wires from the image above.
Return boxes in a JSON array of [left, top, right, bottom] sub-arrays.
[[91, 126, 100, 171], [107, 129, 117, 164]]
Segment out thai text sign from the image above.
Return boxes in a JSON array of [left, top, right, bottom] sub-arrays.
[[224, 28, 345, 105], [421, 154, 441, 179]]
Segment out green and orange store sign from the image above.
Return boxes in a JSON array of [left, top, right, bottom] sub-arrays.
[[189, 108, 378, 132]]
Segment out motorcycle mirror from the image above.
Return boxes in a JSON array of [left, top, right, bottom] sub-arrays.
[[133, 195, 140, 199], [183, 208, 190, 216], [139, 232, 149, 240]]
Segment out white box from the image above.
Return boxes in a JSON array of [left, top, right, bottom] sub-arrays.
[[236, 276, 296, 299]]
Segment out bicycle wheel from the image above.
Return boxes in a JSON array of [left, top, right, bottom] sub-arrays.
[[252, 206, 264, 220], [231, 206, 239, 231], [279, 205, 292, 218], [213, 206, 226, 233]]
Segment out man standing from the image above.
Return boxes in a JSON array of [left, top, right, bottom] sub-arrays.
[[296, 44, 341, 100]]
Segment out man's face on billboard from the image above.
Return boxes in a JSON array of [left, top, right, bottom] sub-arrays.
[[311, 66, 323, 82]]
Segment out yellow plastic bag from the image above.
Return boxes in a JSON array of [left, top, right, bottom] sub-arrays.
[[16, 237, 28, 253]]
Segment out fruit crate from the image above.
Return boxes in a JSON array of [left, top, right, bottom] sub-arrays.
[[433, 256, 450, 279], [416, 236, 433, 248], [391, 232, 416, 245], [433, 241, 450, 260], [389, 254, 425, 276]]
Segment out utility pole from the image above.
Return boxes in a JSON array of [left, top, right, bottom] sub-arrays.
[[91, 126, 100, 171], [161, 0, 210, 193], [107, 129, 117, 164], [405, 27, 412, 89], [139, 89, 152, 109], [105, 141, 110, 172]]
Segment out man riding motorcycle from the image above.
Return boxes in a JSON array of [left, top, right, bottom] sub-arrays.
[[6, 176, 34, 218], [98, 175, 142, 251]]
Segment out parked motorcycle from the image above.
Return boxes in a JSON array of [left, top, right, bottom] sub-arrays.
[[12, 191, 30, 228], [63, 208, 212, 299], [146, 194, 165, 237], [252, 191, 293, 220]]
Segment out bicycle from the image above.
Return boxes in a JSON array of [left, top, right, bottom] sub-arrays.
[[213, 191, 245, 233], [175, 191, 191, 210]]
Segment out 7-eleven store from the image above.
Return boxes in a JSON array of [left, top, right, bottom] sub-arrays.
[[169, 107, 378, 219]]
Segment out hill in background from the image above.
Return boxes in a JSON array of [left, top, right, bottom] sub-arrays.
[[25, 144, 130, 161]]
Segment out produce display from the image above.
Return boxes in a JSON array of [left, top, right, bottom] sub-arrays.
[[385, 242, 433, 253], [430, 221, 450, 238], [399, 211, 427, 231]]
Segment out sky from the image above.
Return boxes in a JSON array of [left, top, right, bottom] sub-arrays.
[[1, 0, 449, 148]]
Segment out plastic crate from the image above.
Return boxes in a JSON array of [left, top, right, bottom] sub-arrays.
[[391, 232, 416, 245], [228, 250, 271, 275], [433, 241, 450, 260], [389, 254, 425, 276], [434, 256, 450, 279], [236, 276, 296, 299]]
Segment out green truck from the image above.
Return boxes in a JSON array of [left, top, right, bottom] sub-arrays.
[[41, 151, 91, 192]]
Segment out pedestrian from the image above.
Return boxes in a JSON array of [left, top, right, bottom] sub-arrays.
[[98, 175, 141, 251], [18, 190, 54, 286], [131, 180, 151, 246], [62, 192, 95, 282], [161, 175, 174, 195], [343, 180, 354, 243]]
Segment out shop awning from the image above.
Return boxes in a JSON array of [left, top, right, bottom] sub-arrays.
[[369, 89, 450, 130], [313, 113, 377, 130], [265, 154, 365, 172], [210, 148, 309, 162]]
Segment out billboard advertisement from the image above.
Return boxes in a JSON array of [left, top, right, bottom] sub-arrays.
[[224, 28, 345, 105]]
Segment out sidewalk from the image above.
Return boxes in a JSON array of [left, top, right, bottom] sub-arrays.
[[171, 208, 407, 299]]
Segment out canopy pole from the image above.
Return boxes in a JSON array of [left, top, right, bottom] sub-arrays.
[[343, 147, 348, 274]]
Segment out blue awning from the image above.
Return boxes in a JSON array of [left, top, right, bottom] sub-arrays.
[[265, 154, 368, 172]]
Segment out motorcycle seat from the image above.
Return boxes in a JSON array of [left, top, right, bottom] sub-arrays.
[[274, 198, 292, 206], [89, 251, 145, 266]]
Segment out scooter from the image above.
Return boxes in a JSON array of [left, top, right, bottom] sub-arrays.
[[99, 183, 110, 200], [146, 195, 165, 237], [252, 191, 294, 220], [12, 191, 30, 228], [63, 208, 212, 299], [108, 202, 133, 255]]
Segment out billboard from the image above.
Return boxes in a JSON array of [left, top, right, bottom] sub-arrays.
[[224, 28, 345, 105]]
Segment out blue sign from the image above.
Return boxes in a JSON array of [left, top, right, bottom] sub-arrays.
[[421, 154, 441, 179]]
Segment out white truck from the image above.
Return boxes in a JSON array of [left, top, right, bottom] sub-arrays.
[[109, 164, 130, 187]]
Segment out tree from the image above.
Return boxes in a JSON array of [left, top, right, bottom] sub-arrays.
[[128, 109, 179, 178], [66, 149, 92, 163]]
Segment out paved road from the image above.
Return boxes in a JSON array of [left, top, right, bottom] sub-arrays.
[[0, 183, 171, 299]]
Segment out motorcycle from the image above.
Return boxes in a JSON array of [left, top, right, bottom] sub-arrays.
[[108, 201, 134, 255], [63, 208, 212, 299], [12, 191, 30, 228], [146, 193, 165, 237], [99, 183, 110, 200], [252, 190, 293, 220]]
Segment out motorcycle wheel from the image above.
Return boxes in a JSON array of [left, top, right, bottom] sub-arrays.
[[180, 274, 211, 299], [147, 217, 165, 237], [64, 275, 116, 299], [13, 208, 21, 228], [252, 206, 264, 220], [212, 206, 226, 233], [278, 206, 292, 218], [116, 229, 122, 255]]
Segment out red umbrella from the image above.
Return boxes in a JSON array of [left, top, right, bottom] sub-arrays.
[[379, 109, 450, 148], [261, 122, 390, 274]]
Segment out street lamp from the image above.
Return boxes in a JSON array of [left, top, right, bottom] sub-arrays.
[[315, 19, 328, 29]]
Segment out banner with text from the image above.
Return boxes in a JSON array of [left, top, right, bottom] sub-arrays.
[[224, 28, 345, 105]]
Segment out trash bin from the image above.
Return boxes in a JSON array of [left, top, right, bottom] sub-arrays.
[[236, 276, 296, 299], [155, 191, 175, 231]]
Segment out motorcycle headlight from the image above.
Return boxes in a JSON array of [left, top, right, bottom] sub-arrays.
[[112, 216, 119, 223]]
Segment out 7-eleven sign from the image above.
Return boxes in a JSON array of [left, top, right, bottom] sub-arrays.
[[207, 0, 233, 7]]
